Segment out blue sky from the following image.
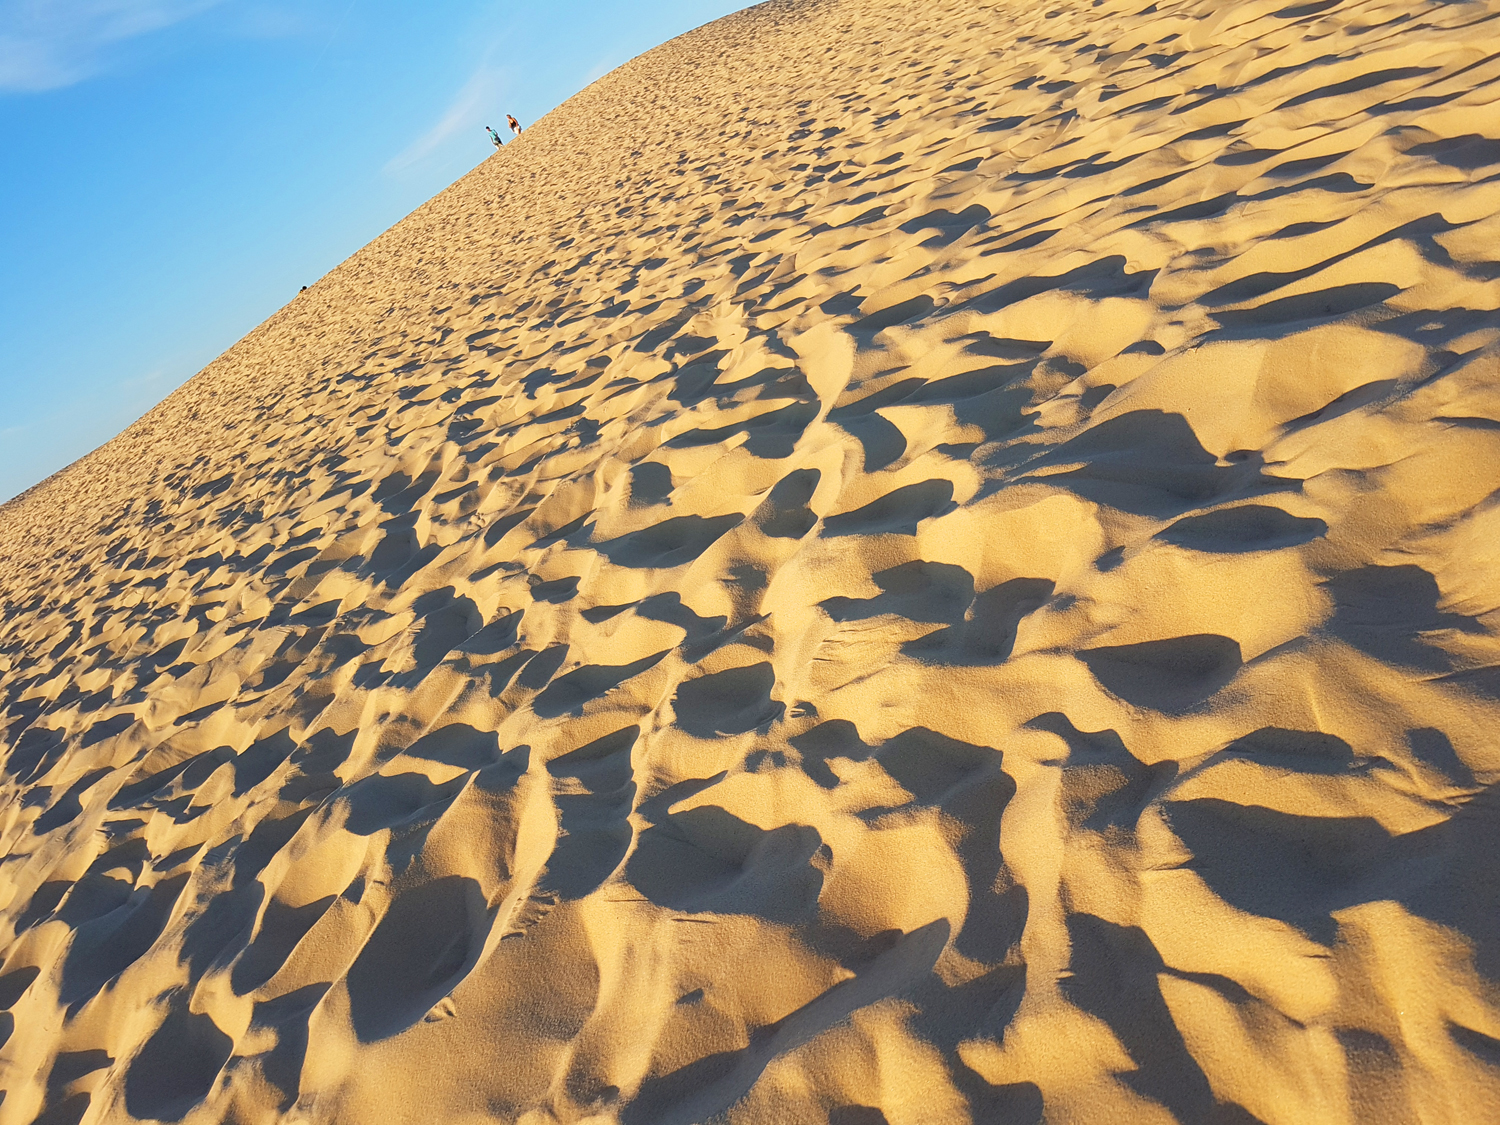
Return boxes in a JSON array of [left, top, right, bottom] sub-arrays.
[[0, 0, 744, 503]]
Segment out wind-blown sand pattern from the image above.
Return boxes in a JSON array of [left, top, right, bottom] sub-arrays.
[[4, 0, 1500, 1120]]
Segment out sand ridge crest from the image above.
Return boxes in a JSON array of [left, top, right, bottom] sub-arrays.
[[3, 0, 1500, 1120]]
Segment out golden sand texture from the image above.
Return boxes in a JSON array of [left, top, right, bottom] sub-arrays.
[[4, 0, 1500, 1120]]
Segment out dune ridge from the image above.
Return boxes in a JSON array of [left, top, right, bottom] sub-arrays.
[[4, 0, 1500, 1121]]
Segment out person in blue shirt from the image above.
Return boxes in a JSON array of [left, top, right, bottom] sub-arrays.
[[486, 125, 504, 149]]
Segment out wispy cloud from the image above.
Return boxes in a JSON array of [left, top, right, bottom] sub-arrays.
[[121, 366, 170, 390], [0, 0, 225, 91], [384, 57, 509, 176], [580, 54, 622, 88]]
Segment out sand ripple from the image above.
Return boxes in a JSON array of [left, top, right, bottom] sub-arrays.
[[3, 0, 1500, 1121]]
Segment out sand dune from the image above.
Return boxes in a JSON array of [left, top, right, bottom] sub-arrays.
[[3, 0, 1500, 1120]]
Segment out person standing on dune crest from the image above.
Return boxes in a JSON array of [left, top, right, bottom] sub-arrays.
[[507, 114, 522, 136], [486, 125, 504, 148]]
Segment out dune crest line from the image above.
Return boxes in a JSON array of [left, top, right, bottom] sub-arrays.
[[4, 0, 1500, 1121]]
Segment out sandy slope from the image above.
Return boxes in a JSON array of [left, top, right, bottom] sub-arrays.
[[2, 0, 1500, 1120]]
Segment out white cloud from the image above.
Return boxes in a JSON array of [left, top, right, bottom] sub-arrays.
[[384, 58, 510, 176], [580, 54, 622, 88], [0, 0, 225, 91], [121, 366, 170, 389], [227, 4, 312, 41]]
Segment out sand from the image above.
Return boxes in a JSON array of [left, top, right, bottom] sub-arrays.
[[2, 0, 1500, 1120]]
